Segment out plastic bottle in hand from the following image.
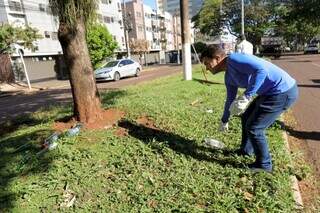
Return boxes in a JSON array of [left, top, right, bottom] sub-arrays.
[[204, 138, 225, 149], [66, 123, 83, 137]]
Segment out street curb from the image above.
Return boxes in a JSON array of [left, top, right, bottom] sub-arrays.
[[281, 127, 304, 210]]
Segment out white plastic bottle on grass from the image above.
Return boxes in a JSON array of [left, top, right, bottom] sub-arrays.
[[204, 138, 225, 149], [66, 123, 83, 137]]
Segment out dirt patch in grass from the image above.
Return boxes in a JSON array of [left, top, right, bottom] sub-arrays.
[[115, 127, 128, 137], [136, 116, 158, 130], [115, 116, 158, 137], [53, 108, 125, 132]]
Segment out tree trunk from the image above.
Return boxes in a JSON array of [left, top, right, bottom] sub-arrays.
[[0, 54, 15, 83], [58, 19, 102, 123]]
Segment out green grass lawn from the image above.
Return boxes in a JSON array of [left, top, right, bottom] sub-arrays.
[[0, 67, 300, 212]]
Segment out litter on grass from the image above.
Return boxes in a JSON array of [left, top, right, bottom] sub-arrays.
[[204, 138, 225, 149], [37, 123, 83, 156], [206, 109, 213, 113]]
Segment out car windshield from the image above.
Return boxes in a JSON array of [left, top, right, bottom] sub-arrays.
[[104, 61, 119, 68]]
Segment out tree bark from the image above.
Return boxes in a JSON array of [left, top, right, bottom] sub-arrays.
[[58, 19, 102, 123], [0, 54, 15, 83]]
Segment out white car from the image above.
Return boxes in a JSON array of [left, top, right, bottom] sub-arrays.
[[304, 42, 320, 54], [95, 59, 141, 81]]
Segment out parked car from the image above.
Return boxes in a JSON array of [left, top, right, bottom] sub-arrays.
[[260, 36, 285, 59], [95, 59, 141, 81], [304, 40, 320, 54]]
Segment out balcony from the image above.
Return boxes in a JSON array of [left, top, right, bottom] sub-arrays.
[[151, 19, 160, 27], [152, 32, 159, 39], [160, 38, 167, 43]]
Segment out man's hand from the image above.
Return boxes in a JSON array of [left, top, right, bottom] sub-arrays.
[[229, 95, 251, 116], [219, 121, 229, 132]]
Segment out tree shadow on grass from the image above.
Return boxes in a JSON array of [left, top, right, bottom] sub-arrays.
[[100, 89, 127, 107], [0, 115, 54, 211], [193, 78, 224, 86], [118, 119, 244, 169]]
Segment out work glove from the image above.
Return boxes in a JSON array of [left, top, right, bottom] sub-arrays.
[[229, 95, 251, 116], [219, 121, 229, 132]]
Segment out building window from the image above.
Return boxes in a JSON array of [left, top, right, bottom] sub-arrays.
[[136, 12, 141, 18], [117, 2, 121, 10], [46, 5, 52, 14], [138, 26, 143, 32], [9, 1, 22, 12], [122, 37, 124, 42], [113, 35, 117, 41], [103, 16, 111, 23], [111, 17, 114, 23], [39, 3, 45, 12], [101, 0, 108, 4], [11, 13, 25, 18], [52, 32, 58, 40], [44, 31, 50, 38]]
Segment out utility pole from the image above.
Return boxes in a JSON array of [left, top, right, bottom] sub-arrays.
[[180, 0, 192, 80], [174, 11, 180, 64], [122, 0, 131, 58], [241, 0, 244, 36]]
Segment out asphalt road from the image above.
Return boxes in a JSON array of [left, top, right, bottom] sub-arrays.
[[0, 65, 182, 122], [273, 54, 320, 178]]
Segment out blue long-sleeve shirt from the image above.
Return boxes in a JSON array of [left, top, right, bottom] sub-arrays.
[[221, 53, 296, 123]]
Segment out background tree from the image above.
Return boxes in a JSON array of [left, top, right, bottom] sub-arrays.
[[193, 0, 277, 48], [284, 0, 320, 46], [192, 0, 318, 50], [129, 39, 150, 66], [87, 24, 118, 69], [288, 0, 320, 25], [0, 24, 42, 83], [49, 0, 103, 124]]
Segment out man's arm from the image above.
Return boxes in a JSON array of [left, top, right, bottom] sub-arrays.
[[221, 84, 238, 123]]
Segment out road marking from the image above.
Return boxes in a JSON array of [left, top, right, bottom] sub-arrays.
[[312, 63, 320, 68]]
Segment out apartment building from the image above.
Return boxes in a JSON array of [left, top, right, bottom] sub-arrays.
[[164, 11, 175, 51], [126, 1, 182, 52], [98, 0, 126, 52], [0, 0, 62, 57], [123, 0, 146, 41], [143, 5, 160, 51]]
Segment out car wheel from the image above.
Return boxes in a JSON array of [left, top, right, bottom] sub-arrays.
[[135, 68, 140, 77], [114, 72, 120, 81]]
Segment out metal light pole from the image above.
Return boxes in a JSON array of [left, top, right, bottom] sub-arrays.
[[241, 0, 244, 36], [180, 0, 192, 80], [174, 12, 180, 64], [14, 46, 31, 90]]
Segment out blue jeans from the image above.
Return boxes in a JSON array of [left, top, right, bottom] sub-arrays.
[[240, 84, 298, 171]]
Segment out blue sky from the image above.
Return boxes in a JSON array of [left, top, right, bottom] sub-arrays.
[[143, 0, 156, 10]]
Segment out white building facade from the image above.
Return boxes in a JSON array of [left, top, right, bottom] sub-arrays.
[[164, 11, 175, 51], [98, 0, 126, 52], [0, 0, 62, 56], [143, 5, 161, 51]]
